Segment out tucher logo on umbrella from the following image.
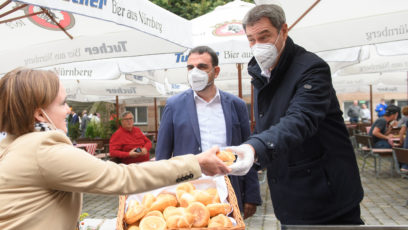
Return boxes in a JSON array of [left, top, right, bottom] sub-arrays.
[[24, 5, 75, 31], [212, 20, 244, 37]]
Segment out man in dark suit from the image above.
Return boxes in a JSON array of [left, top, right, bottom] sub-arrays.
[[155, 46, 261, 219], [227, 4, 364, 225]]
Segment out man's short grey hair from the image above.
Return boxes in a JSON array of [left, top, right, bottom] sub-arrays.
[[120, 111, 133, 119], [243, 4, 286, 31]]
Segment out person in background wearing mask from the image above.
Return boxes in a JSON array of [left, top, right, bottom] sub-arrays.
[[0, 67, 231, 230], [224, 4, 364, 226], [155, 46, 262, 219]]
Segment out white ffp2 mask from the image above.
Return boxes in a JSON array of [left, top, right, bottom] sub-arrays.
[[187, 67, 213, 92], [251, 31, 283, 77]]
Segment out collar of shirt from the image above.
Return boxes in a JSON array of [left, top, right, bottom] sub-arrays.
[[193, 87, 221, 105]]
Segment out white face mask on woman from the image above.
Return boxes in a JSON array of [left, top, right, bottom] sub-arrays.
[[187, 67, 214, 92], [251, 31, 283, 77]]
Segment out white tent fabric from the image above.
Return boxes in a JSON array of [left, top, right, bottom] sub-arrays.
[[1, 1, 192, 76], [1, 1, 194, 102], [191, 0, 254, 64], [129, 0, 408, 97], [16, 0, 190, 49], [122, 0, 255, 95], [333, 72, 408, 94], [266, 0, 408, 52], [61, 76, 168, 103], [335, 41, 408, 76]]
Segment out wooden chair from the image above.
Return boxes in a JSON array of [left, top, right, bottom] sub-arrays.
[[391, 148, 408, 179], [354, 134, 394, 177]]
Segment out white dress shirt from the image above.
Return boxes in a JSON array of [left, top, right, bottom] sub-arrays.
[[194, 89, 227, 152]]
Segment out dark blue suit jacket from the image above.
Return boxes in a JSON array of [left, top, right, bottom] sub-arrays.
[[246, 37, 363, 224], [155, 89, 262, 211]]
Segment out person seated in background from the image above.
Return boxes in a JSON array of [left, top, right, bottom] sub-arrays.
[[397, 106, 408, 128], [368, 105, 399, 148], [109, 111, 152, 164], [397, 107, 408, 172], [360, 103, 371, 124], [389, 99, 401, 120]]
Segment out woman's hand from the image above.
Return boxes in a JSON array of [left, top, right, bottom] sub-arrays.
[[196, 146, 231, 176]]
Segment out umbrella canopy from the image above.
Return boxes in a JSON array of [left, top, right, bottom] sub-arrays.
[[62, 75, 168, 103], [333, 72, 408, 94], [121, 0, 256, 96], [267, 0, 408, 52], [0, 0, 192, 76], [192, 0, 254, 64], [258, 0, 408, 96], [335, 40, 408, 76], [0, 0, 193, 101]]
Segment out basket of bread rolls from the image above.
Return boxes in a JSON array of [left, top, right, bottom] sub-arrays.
[[116, 151, 245, 230]]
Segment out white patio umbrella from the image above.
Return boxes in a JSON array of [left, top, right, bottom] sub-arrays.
[[192, 0, 254, 64], [1, 0, 192, 76], [0, 0, 194, 132], [265, 0, 408, 53], [253, 0, 408, 75], [60, 73, 171, 103], [120, 0, 256, 98], [335, 41, 408, 76]]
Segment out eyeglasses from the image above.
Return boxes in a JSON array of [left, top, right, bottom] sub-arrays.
[[122, 118, 134, 121]]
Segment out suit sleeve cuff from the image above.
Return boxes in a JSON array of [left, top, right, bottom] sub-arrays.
[[245, 137, 270, 170]]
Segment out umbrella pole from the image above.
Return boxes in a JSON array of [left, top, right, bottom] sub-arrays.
[[154, 97, 158, 142], [251, 84, 254, 132], [370, 84, 373, 125], [115, 96, 119, 127], [41, 7, 73, 39], [288, 0, 321, 31], [237, 63, 243, 99]]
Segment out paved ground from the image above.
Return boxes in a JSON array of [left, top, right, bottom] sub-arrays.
[[82, 154, 408, 229]]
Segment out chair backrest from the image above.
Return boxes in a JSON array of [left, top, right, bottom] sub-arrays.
[[354, 134, 373, 148], [392, 148, 408, 165]]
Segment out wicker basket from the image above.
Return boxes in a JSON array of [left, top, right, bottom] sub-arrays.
[[116, 176, 245, 230]]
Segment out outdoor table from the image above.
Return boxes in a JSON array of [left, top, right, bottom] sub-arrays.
[[76, 143, 98, 155]]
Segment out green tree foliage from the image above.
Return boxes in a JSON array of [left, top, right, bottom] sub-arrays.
[[151, 0, 253, 20], [68, 123, 80, 141]]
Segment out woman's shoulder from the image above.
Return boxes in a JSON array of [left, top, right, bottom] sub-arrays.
[[16, 131, 72, 146]]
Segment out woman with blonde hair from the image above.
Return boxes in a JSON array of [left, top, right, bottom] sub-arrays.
[[0, 67, 230, 230]]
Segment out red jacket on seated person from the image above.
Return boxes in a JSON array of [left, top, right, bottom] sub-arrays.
[[109, 112, 152, 164]]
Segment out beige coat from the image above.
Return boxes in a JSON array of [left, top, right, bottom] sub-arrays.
[[0, 131, 201, 230]]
